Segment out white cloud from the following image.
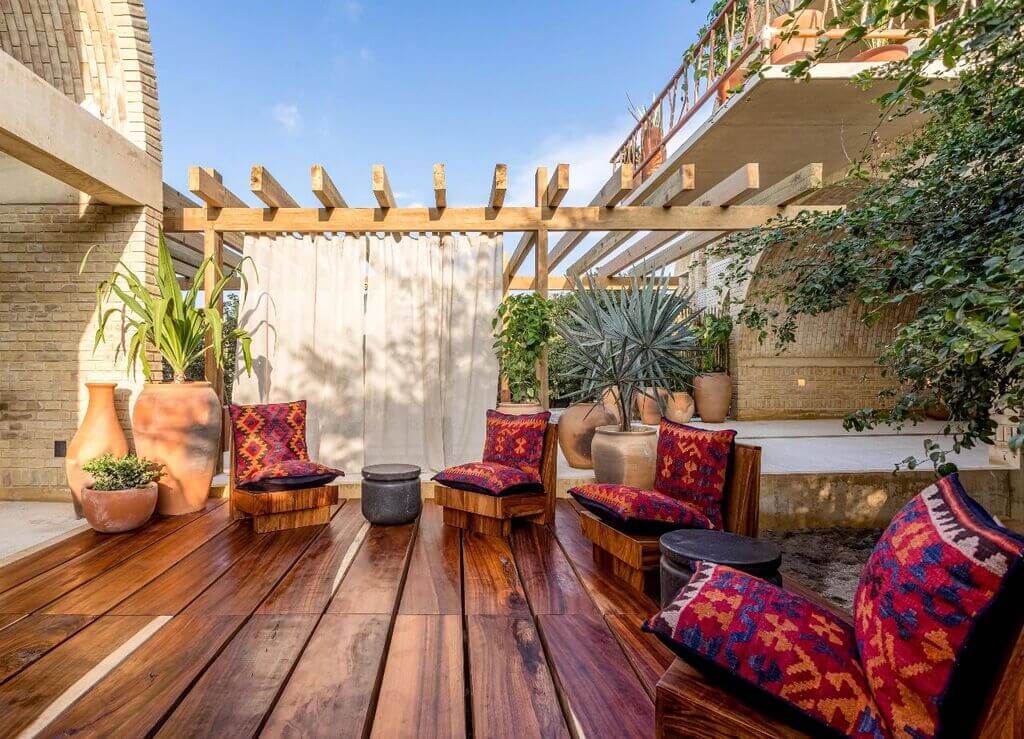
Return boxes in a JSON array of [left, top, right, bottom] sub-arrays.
[[272, 103, 302, 134]]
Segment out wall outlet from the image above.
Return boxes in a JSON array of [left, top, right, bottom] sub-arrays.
[[54, 440, 67, 458]]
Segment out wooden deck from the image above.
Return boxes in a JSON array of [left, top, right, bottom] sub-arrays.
[[0, 498, 674, 738]]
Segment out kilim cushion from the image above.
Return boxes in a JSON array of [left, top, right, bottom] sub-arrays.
[[853, 473, 1024, 738], [569, 483, 714, 533], [482, 410, 551, 479], [433, 461, 544, 497], [645, 563, 890, 738], [229, 401, 311, 483], [238, 458, 343, 490], [654, 419, 736, 529]]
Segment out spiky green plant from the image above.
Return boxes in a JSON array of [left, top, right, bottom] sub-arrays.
[[81, 231, 254, 382], [554, 273, 701, 431]]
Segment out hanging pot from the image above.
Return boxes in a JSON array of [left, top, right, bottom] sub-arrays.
[[591, 425, 658, 489], [133, 382, 221, 516], [66, 382, 128, 518], [557, 402, 615, 469], [496, 402, 544, 416], [694, 373, 732, 423], [81, 483, 158, 534], [851, 44, 909, 62]]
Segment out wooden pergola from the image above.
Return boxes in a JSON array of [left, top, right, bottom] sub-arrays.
[[164, 160, 836, 407]]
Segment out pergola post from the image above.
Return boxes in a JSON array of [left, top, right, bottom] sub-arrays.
[[534, 166, 551, 410], [203, 225, 224, 400]]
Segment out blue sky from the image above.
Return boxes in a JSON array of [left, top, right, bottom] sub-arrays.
[[151, 1, 714, 271]]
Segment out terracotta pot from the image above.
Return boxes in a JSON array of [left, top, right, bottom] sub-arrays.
[[81, 483, 158, 533], [716, 67, 746, 104], [664, 391, 696, 424], [640, 125, 666, 182], [601, 387, 623, 424], [133, 382, 221, 516], [66, 382, 128, 518], [496, 402, 544, 416], [591, 425, 658, 489], [557, 402, 615, 469], [852, 44, 909, 62], [770, 9, 824, 64], [636, 388, 666, 426], [694, 373, 732, 423]]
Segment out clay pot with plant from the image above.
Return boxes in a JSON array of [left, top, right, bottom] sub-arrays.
[[82, 232, 255, 515], [493, 293, 553, 415], [80, 453, 163, 533], [694, 312, 733, 423], [555, 274, 699, 488], [851, 37, 909, 63]]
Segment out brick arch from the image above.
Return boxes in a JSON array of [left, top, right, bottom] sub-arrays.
[[0, 0, 160, 162]]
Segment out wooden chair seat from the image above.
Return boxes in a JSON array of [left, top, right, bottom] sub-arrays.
[[436, 422, 558, 537], [231, 484, 338, 534]]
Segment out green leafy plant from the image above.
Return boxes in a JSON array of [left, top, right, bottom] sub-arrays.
[[696, 312, 733, 373], [173, 293, 242, 402], [546, 293, 585, 404], [554, 274, 700, 431], [81, 454, 162, 491], [493, 293, 554, 403], [82, 231, 254, 383]]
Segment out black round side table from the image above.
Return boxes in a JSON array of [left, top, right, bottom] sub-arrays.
[[659, 529, 783, 607], [361, 464, 422, 525]]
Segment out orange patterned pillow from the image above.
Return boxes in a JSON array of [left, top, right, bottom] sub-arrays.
[[481, 410, 551, 479], [654, 419, 736, 529]]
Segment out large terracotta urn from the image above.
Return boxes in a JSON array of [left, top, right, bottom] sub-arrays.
[[591, 425, 658, 489], [133, 382, 221, 516], [496, 402, 544, 416], [82, 483, 158, 534], [851, 44, 909, 63], [664, 391, 696, 424], [694, 373, 732, 423], [66, 382, 128, 518], [601, 387, 625, 424], [557, 402, 614, 470], [636, 389, 665, 426]]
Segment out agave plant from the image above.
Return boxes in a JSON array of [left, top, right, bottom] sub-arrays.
[[554, 272, 701, 431], [81, 231, 254, 382]]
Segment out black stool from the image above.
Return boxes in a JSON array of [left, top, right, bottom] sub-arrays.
[[659, 529, 782, 607], [361, 463, 422, 525]]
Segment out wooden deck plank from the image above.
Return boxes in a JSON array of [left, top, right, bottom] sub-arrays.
[[370, 614, 465, 738], [0, 615, 154, 736], [466, 615, 569, 739], [0, 528, 108, 596], [399, 502, 461, 615], [0, 502, 222, 615], [156, 614, 318, 737], [42, 503, 233, 615], [0, 613, 25, 631], [327, 523, 416, 615], [605, 613, 675, 701], [462, 532, 531, 616], [258, 502, 368, 615], [538, 614, 656, 738], [0, 613, 94, 684], [262, 614, 391, 738], [511, 522, 597, 616]]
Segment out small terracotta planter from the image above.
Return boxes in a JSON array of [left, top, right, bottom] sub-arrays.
[[496, 402, 544, 416], [852, 44, 908, 63], [664, 391, 696, 424], [557, 402, 614, 469], [694, 373, 732, 423], [591, 425, 658, 489], [81, 483, 158, 533]]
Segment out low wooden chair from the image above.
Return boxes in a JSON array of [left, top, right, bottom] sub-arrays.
[[579, 442, 761, 597], [436, 421, 559, 537]]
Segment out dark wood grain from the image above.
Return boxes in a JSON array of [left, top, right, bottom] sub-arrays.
[[463, 532, 530, 616], [0, 614, 94, 684], [370, 614, 465, 738], [510, 522, 596, 616], [0, 529, 108, 595], [42, 503, 232, 615], [605, 613, 675, 700], [538, 614, 655, 739], [262, 614, 391, 738], [0, 613, 25, 631], [258, 502, 366, 614], [156, 614, 318, 738], [467, 615, 569, 738], [327, 523, 415, 615], [399, 502, 461, 615]]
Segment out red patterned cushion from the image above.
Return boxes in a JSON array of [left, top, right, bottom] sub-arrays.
[[482, 410, 551, 479], [243, 458, 343, 484], [569, 483, 713, 533], [654, 419, 736, 528], [646, 563, 889, 738], [229, 401, 310, 483], [854, 473, 1024, 738], [433, 461, 543, 497]]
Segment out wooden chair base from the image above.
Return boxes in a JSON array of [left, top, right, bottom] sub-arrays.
[[578, 509, 661, 598], [436, 485, 547, 537], [231, 485, 339, 533], [442, 507, 512, 537]]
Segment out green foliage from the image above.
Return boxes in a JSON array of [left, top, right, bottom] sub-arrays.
[[712, 0, 1024, 469], [81, 454, 162, 491], [546, 293, 585, 403], [696, 312, 733, 373], [554, 274, 700, 431], [82, 231, 255, 383], [493, 293, 554, 403], [174, 293, 242, 402]]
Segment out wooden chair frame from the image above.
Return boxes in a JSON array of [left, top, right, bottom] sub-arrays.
[[579, 442, 762, 598], [436, 422, 559, 537]]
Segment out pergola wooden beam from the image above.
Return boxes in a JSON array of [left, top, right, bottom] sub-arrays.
[[188, 166, 246, 208], [163, 183, 243, 260], [490, 164, 508, 209], [544, 163, 570, 207], [433, 164, 447, 208], [373, 164, 396, 208], [547, 164, 634, 271], [597, 163, 757, 278], [502, 166, 548, 288], [250, 165, 299, 208], [311, 164, 347, 208]]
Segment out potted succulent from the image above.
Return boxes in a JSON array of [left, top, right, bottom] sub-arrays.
[[492, 293, 553, 415], [82, 232, 254, 515], [555, 274, 699, 487], [693, 312, 733, 423], [80, 454, 163, 533]]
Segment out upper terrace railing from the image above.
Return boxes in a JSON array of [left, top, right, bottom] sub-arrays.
[[611, 0, 969, 181]]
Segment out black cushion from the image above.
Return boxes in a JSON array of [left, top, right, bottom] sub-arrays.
[[237, 472, 339, 492]]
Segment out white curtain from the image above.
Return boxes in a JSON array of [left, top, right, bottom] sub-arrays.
[[234, 232, 500, 475]]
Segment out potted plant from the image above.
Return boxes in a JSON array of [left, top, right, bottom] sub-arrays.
[[492, 293, 553, 415], [80, 454, 163, 533], [694, 312, 733, 423], [851, 36, 909, 63], [555, 274, 699, 487], [82, 232, 254, 515], [638, 365, 697, 425]]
